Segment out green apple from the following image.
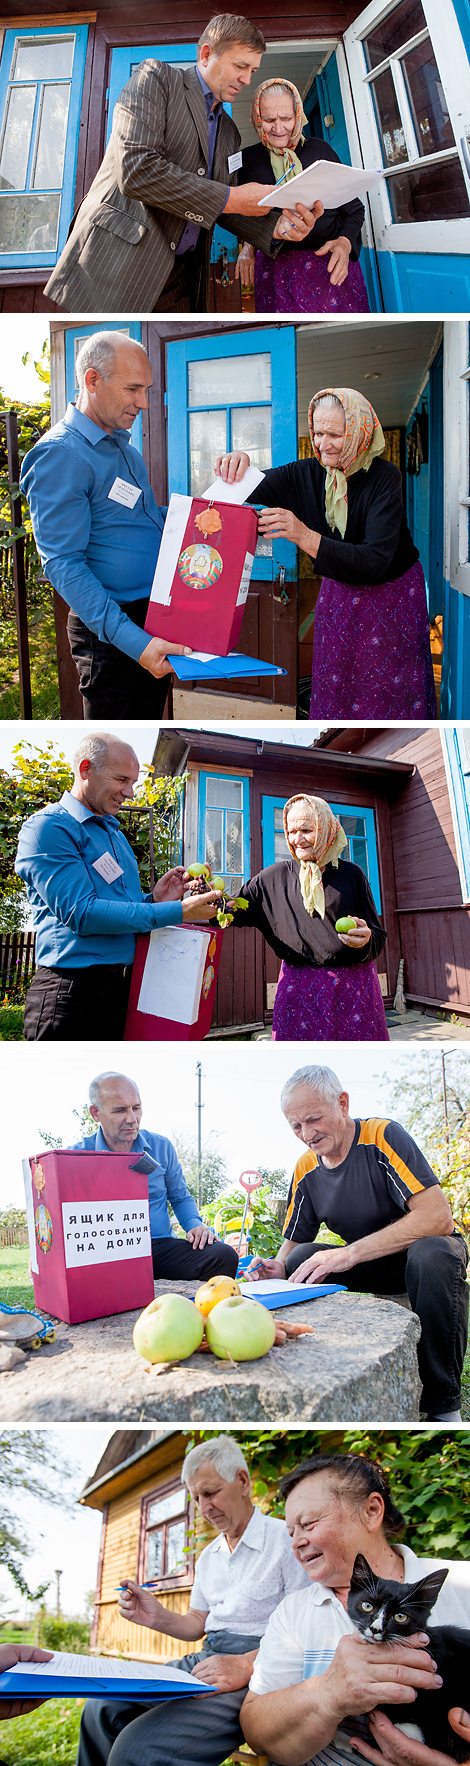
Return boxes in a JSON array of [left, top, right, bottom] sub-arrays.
[[205, 1295, 275, 1361], [133, 1294, 204, 1363], [187, 863, 211, 880], [335, 916, 357, 933], [211, 876, 226, 891]]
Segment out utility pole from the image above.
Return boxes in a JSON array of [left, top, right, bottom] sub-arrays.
[[196, 1062, 203, 1210], [54, 1569, 62, 1618]]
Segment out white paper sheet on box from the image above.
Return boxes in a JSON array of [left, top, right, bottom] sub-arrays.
[[137, 927, 210, 1023]]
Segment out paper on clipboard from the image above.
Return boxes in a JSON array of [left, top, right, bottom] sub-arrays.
[[258, 159, 383, 210], [238, 1277, 347, 1308], [0, 1650, 216, 1700], [202, 465, 265, 504], [137, 927, 210, 1024]]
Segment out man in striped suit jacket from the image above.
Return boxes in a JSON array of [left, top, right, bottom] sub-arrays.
[[244, 1063, 469, 1424], [46, 13, 322, 315]]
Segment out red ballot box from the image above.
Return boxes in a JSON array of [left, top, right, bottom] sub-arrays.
[[144, 494, 258, 655], [125, 923, 224, 1042], [22, 1151, 155, 1325]]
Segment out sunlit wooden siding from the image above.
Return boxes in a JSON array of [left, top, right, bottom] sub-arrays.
[[95, 1450, 215, 1661]]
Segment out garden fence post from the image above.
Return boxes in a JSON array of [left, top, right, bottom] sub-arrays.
[[2, 409, 33, 719]]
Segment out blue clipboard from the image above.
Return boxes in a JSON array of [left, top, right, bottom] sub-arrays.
[[239, 1282, 347, 1310], [168, 651, 287, 681], [0, 1669, 216, 1701]]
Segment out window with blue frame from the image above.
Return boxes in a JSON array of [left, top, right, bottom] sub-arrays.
[[0, 26, 88, 268], [197, 773, 250, 894], [263, 795, 381, 909], [443, 728, 470, 900], [64, 323, 144, 452]]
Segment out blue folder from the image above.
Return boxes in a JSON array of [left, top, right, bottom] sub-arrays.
[[0, 1667, 216, 1702], [168, 651, 287, 682], [239, 1282, 347, 1310]]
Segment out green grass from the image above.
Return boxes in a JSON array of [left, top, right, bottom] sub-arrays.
[[0, 1004, 24, 1041], [0, 1245, 35, 1310], [0, 1697, 83, 1764], [0, 611, 60, 719]]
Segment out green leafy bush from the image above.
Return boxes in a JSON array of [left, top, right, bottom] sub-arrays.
[[0, 1004, 24, 1039], [38, 1614, 90, 1654]]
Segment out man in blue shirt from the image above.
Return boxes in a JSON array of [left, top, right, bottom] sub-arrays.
[[74, 1070, 238, 1282], [20, 331, 191, 720], [15, 731, 219, 1042]]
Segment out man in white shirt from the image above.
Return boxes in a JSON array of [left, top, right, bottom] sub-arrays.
[[76, 1434, 309, 1766], [241, 1451, 470, 1766]]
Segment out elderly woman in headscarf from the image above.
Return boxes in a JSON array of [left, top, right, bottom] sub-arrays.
[[215, 388, 436, 720], [235, 79, 370, 314], [228, 793, 389, 1041]]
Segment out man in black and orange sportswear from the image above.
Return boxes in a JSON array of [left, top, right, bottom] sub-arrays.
[[245, 1063, 468, 1424]]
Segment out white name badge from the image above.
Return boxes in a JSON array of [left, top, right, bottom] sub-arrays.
[[92, 852, 124, 884], [228, 150, 242, 173], [108, 477, 142, 509]]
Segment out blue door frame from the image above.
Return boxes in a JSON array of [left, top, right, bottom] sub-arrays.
[[166, 326, 298, 583], [0, 24, 88, 271], [261, 795, 381, 910]]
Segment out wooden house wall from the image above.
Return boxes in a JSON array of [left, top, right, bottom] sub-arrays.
[[346, 730, 470, 1014], [94, 1449, 214, 1661]]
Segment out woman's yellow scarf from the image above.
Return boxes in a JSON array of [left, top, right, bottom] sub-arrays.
[[308, 387, 385, 537], [283, 793, 347, 920], [251, 79, 307, 184]]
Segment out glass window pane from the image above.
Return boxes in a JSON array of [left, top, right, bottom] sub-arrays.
[[166, 1520, 186, 1576], [206, 778, 242, 810], [364, 0, 426, 69], [386, 156, 469, 221], [370, 69, 408, 166], [0, 85, 35, 190], [273, 808, 290, 862], [147, 1490, 185, 1526], [189, 409, 226, 497], [13, 38, 75, 81], [340, 815, 366, 837], [231, 406, 271, 472], [33, 84, 69, 188], [351, 837, 368, 875], [205, 809, 223, 873], [0, 191, 60, 250], [147, 1531, 164, 1578], [188, 353, 271, 405], [402, 42, 454, 156], [226, 811, 242, 874]]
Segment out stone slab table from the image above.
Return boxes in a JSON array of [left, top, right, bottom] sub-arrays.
[[0, 1280, 421, 1423]]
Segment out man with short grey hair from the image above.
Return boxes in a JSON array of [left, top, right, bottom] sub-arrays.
[[15, 732, 218, 1040], [75, 1433, 309, 1766], [20, 332, 190, 718], [246, 1064, 469, 1424]]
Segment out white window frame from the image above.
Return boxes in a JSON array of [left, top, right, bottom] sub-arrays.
[[444, 320, 470, 600], [343, 0, 470, 254]]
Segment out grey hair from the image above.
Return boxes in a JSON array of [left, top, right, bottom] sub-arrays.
[[311, 393, 346, 423], [181, 1435, 249, 1489], [259, 81, 296, 107], [280, 1065, 344, 1111], [75, 330, 147, 391], [88, 1072, 140, 1109], [72, 734, 111, 776]]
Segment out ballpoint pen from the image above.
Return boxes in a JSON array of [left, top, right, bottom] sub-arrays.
[[115, 1580, 161, 1591]]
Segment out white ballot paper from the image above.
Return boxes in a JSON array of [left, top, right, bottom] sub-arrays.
[[238, 1277, 347, 1308], [0, 1651, 215, 1700], [137, 926, 210, 1023], [258, 159, 383, 210], [202, 465, 265, 504]]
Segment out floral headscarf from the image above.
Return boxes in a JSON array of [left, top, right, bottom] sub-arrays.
[[308, 387, 385, 537], [283, 793, 347, 920], [251, 79, 307, 184]]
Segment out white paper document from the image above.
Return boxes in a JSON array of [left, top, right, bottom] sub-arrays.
[[62, 1199, 152, 1268], [239, 1277, 346, 1307], [202, 466, 265, 504], [0, 1650, 214, 1696], [258, 159, 383, 210], [150, 493, 192, 607], [137, 926, 210, 1023]]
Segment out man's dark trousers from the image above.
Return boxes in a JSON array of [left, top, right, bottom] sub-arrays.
[[75, 1630, 261, 1766], [151, 1237, 238, 1282], [23, 963, 132, 1041], [286, 1234, 469, 1414], [67, 600, 169, 720]]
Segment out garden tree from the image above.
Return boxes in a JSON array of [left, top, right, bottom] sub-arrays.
[[0, 346, 51, 619], [188, 1429, 470, 1558], [0, 740, 187, 933], [171, 1133, 228, 1211], [386, 1053, 470, 1241], [0, 1432, 76, 1601]]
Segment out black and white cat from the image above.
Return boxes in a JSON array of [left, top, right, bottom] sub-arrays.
[[345, 1552, 470, 1762]]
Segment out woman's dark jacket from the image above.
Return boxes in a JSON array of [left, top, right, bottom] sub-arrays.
[[239, 136, 365, 259], [233, 856, 386, 968], [248, 455, 419, 585]]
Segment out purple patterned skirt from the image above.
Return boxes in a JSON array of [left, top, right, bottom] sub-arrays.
[[272, 960, 389, 1041], [309, 561, 437, 719], [254, 246, 370, 313]]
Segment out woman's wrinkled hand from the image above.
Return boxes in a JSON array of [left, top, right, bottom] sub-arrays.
[[350, 1707, 470, 1766], [257, 506, 320, 556], [273, 200, 324, 242], [337, 917, 372, 949], [235, 244, 256, 286], [315, 235, 352, 285], [322, 1633, 442, 1728], [214, 451, 250, 483]]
